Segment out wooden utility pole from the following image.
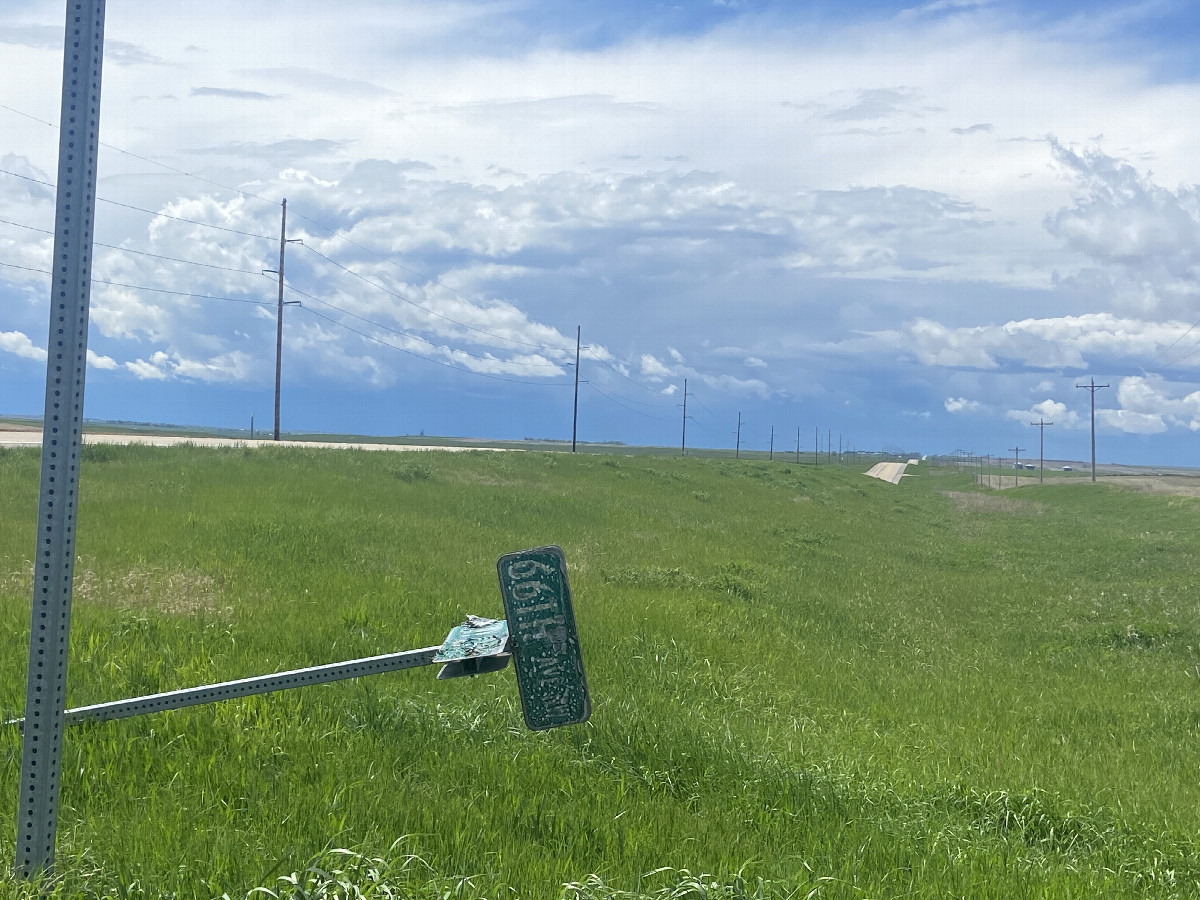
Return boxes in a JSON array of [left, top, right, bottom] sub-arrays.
[[273, 199, 287, 441], [795, 426, 801, 463], [680, 378, 689, 456], [571, 325, 581, 452], [814, 426, 819, 465], [1009, 446, 1025, 486], [1030, 418, 1053, 484], [1076, 377, 1109, 482], [269, 199, 302, 441], [735, 412, 742, 459], [769, 425, 774, 461]]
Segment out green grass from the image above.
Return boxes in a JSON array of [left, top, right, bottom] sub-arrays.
[[1, 446, 1199, 897]]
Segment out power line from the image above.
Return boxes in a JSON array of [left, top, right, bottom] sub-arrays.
[[584, 381, 675, 421], [0, 216, 266, 276], [0, 260, 270, 307], [283, 282, 565, 370], [0, 100, 283, 209], [297, 305, 567, 387], [0, 168, 276, 241], [300, 244, 571, 354]]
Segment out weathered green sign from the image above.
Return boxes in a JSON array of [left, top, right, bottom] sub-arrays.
[[497, 546, 590, 731]]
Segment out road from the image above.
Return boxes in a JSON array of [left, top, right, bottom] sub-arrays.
[[0, 428, 502, 453]]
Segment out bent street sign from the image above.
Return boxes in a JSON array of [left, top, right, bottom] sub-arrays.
[[497, 545, 590, 731]]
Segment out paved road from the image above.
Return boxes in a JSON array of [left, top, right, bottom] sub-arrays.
[[0, 428, 502, 453]]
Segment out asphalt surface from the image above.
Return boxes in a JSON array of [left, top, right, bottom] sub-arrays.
[[0, 428, 498, 453]]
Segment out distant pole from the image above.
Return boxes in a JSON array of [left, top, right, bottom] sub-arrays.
[[1076, 377, 1109, 483], [795, 426, 800, 463], [681, 378, 688, 456], [273, 199, 287, 441], [838, 433, 842, 463], [735, 412, 741, 459], [814, 427, 818, 465], [827, 429, 831, 465], [18, 0, 107, 877], [769, 425, 775, 461], [1030, 418, 1054, 484], [571, 325, 581, 452], [1009, 446, 1025, 486], [250, 414, 255, 440]]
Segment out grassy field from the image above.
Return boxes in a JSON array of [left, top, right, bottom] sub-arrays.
[[0, 445, 1198, 898]]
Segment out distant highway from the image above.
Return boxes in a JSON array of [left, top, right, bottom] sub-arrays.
[[0, 428, 503, 453]]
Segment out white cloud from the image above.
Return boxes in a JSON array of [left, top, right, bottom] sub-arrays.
[[1004, 399, 1081, 429], [125, 353, 171, 381], [640, 354, 671, 379], [945, 396, 980, 413], [744, 356, 766, 368], [87, 350, 118, 370], [0, 329, 46, 361]]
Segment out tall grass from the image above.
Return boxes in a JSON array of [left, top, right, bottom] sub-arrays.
[[0, 446, 1198, 897]]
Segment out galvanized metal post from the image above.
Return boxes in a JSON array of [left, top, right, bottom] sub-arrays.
[[17, 0, 106, 877]]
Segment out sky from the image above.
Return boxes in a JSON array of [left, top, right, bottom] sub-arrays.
[[4, 0, 1200, 464]]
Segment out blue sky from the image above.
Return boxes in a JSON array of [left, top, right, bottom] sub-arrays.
[[5, 0, 1200, 463]]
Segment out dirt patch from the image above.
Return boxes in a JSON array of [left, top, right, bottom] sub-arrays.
[[942, 491, 1044, 515], [1095, 476, 1200, 498], [74, 565, 231, 616]]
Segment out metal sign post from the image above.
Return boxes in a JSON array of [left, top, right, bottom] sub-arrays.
[[16, 0, 107, 877], [13, 546, 587, 876]]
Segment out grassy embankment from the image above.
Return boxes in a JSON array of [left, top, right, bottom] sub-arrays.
[[0, 445, 1198, 898]]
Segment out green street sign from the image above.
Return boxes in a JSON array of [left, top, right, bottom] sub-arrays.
[[497, 546, 590, 731]]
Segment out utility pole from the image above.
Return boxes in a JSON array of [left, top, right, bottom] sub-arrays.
[[571, 325, 581, 452], [769, 425, 775, 461], [795, 426, 801, 463], [814, 426, 819, 465], [680, 378, 689, 456], [273, 199, 287, 441], [1076, 377, 1109, 483], [735, 412, 742, 459], [827, 429, 832, 465], [1030, 418, 1054, 484], [268, 199, 302, 441], [1009, 446, 1025, 486]]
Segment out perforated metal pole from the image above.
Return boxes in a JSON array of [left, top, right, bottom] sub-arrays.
[[17, 0, 106, 877]]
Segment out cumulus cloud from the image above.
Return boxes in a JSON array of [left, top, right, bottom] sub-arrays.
[[640, 354, 671, 379], [1004, 399, 1081, 429], [945, 396, 981, 413], [880, 313, 1198, 373], [1045, 140, 1200, 316], [0, 330, 45, 361], [87, 350, 118, 370]]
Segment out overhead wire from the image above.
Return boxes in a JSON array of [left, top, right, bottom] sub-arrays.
[[299, 245, 572, 354], [583, 381, 676, 421], [297, 305, 567, 387], [0, 260, 272, 307], [0, 168, 276, 242], [282, 280, 566, 370]]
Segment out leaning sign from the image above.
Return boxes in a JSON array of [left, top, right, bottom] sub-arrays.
[[497, 545, 591, 730]]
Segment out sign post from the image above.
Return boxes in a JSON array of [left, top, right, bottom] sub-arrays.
[[17, 0, 107, 877]]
